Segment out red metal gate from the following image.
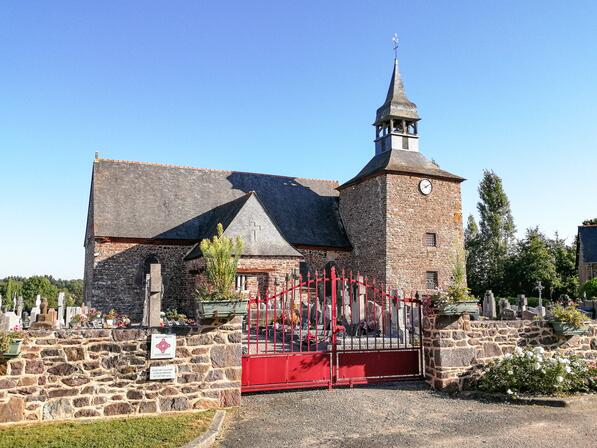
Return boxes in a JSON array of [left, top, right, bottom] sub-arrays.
[[241, 268, 423, 392]]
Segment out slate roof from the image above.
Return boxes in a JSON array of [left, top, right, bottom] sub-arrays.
[[375, 59, 420, 124], [338, 149, 465, 189], [579, 226, 597, 263], [87, 159, 351, 249], [184, 192, 303, 260]]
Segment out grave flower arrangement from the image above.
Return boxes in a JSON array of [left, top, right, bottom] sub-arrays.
[[69, 313, 88, 329], [548, 304, 590, 336], [0, 325, 25, 357], [478, 347, 597, 397], [162, 309, 195, 326], [430, 250, 478, 316], [193, 223, 248, 318]]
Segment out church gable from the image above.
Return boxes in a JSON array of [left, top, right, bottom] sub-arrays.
[[185, 192, 301, 260]]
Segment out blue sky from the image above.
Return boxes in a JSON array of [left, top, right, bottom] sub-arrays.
[[1, 1, 596, 279]]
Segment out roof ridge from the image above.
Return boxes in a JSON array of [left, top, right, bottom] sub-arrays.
[[95, 157, 339, 186]]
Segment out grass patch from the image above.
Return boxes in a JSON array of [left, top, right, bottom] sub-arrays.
[[0, 410, 215, 448]]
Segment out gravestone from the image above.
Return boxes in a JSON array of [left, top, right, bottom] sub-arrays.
[[21, 311, 30, 329], [65, 307, 82, 328], [30, 295, 42, 325], [16, 296, 23, 321], [482, 290, 497, 319], [148, 263, 162, 327], [57, 292, 65, 327], [2, 312, 20, 331], [30, 298, 55, 329], [516, 295, 527, 318], [501, 308, 517, 320]]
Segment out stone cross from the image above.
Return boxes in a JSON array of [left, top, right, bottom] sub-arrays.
[[250, 221, 262, 242], [57, 292, 65, 327], [516, 294, 527, 318], [534, 281, 546, 318], [148, 263, 162, 327], [482, 290, 497, 319], [12, 293, 17, 312]]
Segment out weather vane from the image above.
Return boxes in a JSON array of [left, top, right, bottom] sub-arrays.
[[392, 33, 399, 59]]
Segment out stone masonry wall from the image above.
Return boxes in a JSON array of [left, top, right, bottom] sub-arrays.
[[424, 315, 597, 391], [187, 256, 301, 299], [0, 320, 241, 425], [386, 174, 464, 293], [339, 176, 387, 283], [297, 248, 353, 274], [88, 240, 196, 322]]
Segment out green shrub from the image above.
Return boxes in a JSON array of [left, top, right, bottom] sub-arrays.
[[582, 278, 597, 299], [479, 347, 597, 397], [194, 223, 244, 301]]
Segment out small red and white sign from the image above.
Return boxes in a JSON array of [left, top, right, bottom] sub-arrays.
[[150, 334, 176, 359]]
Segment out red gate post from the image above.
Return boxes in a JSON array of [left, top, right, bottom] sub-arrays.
[[330, 267, 337, 388]]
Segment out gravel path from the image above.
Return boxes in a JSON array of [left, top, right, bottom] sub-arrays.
[[216, 382, 596, 448]]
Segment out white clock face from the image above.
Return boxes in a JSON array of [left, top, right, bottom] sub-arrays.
[[419, 179, 432, 195]]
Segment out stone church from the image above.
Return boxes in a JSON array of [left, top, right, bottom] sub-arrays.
[[84, 56, 465, 320]]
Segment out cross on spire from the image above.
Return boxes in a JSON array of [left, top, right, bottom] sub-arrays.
[[392, 33, 399, 60]]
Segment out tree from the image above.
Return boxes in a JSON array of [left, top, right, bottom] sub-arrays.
[[547, 233, 578, 298], [21, 276, 59, 310], [506, 228, 558, 297], [476, 170, 516, 295], [464, 214, 483, 296], [582, 218, 597, 225]]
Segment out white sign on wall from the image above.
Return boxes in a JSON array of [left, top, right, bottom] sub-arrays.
[[149, 365, 176, 380], [150, 334, 177, 359]]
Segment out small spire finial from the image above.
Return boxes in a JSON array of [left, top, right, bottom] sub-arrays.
[[392, 33, 399, 60]]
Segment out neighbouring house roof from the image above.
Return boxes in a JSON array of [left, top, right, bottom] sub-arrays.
[[86, 159, 351, 249], [338, 149, 465, 189], [184, 192, 302, 260], [579, 226, 597, 263]]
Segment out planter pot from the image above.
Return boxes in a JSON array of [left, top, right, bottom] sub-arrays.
[[438, 301, 479, 316], [3, 339, 23, 358], [196, 299, 249, 319], [105, 319, 114, 328], [551, 321, 589, 336]]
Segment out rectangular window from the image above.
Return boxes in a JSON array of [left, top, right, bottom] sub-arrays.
[[235, 275, 248, 292], [425, 233, 437, 247], [426, 271, 439, 289], [402, 136, 409, 149]]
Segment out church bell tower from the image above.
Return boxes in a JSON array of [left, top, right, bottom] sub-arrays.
[[338, 36, 466, 293], [374, 42, 420, 154]]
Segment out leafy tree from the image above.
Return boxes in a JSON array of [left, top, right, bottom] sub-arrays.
[[464, 214, 483, 296], [21, 276, 59, 309], [582, 218, 597, 225], [547, 233, 578, 298], [582, 278, 597, 298], [475, 170, 516, 295], [506, 228, 558, 297]]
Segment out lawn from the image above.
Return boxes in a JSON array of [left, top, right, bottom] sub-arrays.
[[0, 410, 215, 448]]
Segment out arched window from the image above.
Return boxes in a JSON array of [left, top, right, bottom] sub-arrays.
[[143, 255, 160, 276]]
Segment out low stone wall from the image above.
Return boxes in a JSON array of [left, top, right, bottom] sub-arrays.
[[0, 319, 241, 425], [423, 315, 597, 391]]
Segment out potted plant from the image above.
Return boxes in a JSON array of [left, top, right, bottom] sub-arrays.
[[104, 309, 118, 328], [86, 308, 103, 328], [1, 326, 25, 358], [69, 313, 88, 329], [194, 223, 248, 319], [549, 304, 589, 336], [432, 249, 478, 316]]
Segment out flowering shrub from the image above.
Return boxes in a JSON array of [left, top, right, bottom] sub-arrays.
[[0, 325, 25, 352], [479, 347, 597, 397]]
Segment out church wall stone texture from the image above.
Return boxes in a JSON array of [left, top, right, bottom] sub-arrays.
[[385, 174, 463, 293]]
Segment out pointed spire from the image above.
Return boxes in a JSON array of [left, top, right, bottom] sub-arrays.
[[375, 56, 419, 124]]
